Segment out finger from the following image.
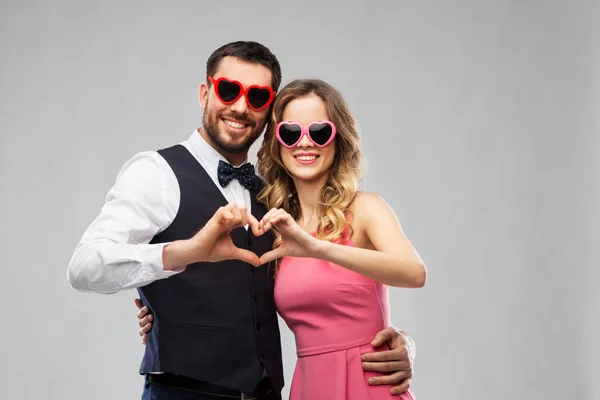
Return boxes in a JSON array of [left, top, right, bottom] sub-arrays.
[[264, 207, 279, 219], [220, 211, 236, 229], [270, 213, 291, 227], [223, 202, 237, 211], [259, 248, 286, 265], [248, 213, 263, 236], [237, 204, 249, 227], [390, 378, 412, 395], [264, 210, 285, 230], [136, 306, 149, 319], [231, 248, 261, 267], [268, 209, 286, 219], [361, 360, 410, 373], [361, 347, 409, 362], [134, 298, 143, 310], [229, 204, 243, 226], [370, 326, 398, 347], [139, 322, 152, 335], [366, 371, 409, 386], [142, 334, 147, 345], [138, 314, 153, 328], [273, 209, 292, 225], [213, 206, 235, 227], [260, 208, 279, 230]]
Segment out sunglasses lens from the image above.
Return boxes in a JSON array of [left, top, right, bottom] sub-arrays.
[[278, 124, 302, 146], [309, 123, 334, 146], [247, 87, 272, 109], [216, 80, 241, 102]]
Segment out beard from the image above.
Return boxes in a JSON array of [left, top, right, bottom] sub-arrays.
[[202, 99, 266, 155]]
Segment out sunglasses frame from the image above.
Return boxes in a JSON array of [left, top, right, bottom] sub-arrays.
[[275, 120, 337, 148], [208, 76, 274, 111]]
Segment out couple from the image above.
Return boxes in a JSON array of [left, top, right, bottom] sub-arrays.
[[67, 41, 426, 400]]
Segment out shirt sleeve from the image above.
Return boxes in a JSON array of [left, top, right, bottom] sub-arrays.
[[66, 151, 183, 294]]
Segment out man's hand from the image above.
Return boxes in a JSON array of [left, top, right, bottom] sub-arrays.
[[163, 203, 263, 270], [134, 299, 153, 345], [362, 327, 415, 395]]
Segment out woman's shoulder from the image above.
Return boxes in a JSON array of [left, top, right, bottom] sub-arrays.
[[353, 191, 388, 211], [353, 191, 398, 224], [348, 192, 388, 247]]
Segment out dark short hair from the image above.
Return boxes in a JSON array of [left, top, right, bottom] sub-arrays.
[[206, 41, 282, 92]]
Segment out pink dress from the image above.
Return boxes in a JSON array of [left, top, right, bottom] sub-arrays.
[[274, 233, 416, 400]]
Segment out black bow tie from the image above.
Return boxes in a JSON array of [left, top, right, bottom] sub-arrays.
[[217, 160, 257, 191]]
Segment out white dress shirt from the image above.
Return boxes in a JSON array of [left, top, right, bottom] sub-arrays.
[[67, 129, 253, 294]]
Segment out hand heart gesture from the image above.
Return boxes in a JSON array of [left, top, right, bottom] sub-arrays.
[[189, 203, 263, 266], [257, 208, 323, 264]]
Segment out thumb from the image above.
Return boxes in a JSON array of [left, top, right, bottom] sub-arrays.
[[370, 327, 395, 346], [230, 248, 261, 267], [134, 298, 143, 310], [247, 213, 263, 237], [259, 248, 286, 265]]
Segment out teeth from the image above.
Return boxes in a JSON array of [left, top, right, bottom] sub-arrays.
[[297, 156, 317, 161], [224, 120, 246, 129]]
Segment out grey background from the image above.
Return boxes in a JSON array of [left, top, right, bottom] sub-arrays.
[[1, 0, 597, 399]]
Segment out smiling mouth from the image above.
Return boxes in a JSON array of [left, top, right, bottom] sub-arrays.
[[294, 154, 320, 164], [222, 118, 250, 131]]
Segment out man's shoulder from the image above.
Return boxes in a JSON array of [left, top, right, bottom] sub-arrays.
[[116, 148, 176, 181], [156, 141, 187, 153], [123, 138, 192, 167]]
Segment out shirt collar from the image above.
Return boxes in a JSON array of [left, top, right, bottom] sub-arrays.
[[187, 128, 249, 169]]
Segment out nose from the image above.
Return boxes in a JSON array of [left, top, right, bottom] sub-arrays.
[[296, 131, 314, 148], [230, 94, 249, 114]]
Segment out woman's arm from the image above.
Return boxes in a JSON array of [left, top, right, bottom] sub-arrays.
[[313, 192, 426, 287], [258, 193, 427, 288]]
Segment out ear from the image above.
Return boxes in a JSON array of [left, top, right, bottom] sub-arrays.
[[198, 82, 209, 111]]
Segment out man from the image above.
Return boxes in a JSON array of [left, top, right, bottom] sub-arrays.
[[67, 41, 415, 400]]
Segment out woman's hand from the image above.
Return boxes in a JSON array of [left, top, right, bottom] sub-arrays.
[[258, 208, 324, 264]]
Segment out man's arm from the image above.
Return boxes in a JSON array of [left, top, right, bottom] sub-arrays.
[[66, 152, 182, 294]]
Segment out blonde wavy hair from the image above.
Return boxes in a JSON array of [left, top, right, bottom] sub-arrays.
[[256, 79, 363, 256]]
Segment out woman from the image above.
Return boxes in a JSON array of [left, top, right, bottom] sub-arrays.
[[137, 79, 425, 399], [250, 79, 425, 399]]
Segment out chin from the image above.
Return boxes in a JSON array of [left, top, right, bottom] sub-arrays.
[[218, 129, 239, 142], [219, 130, 250, 146], [290, 169, 327, 183]]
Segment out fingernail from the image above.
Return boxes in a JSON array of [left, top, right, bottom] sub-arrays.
[[361, 355, 367, 361], [368, 378, 375, 384], [143, 307, 147, 311], [148, 315, 153, 320], [391, 389, 398, 395]]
